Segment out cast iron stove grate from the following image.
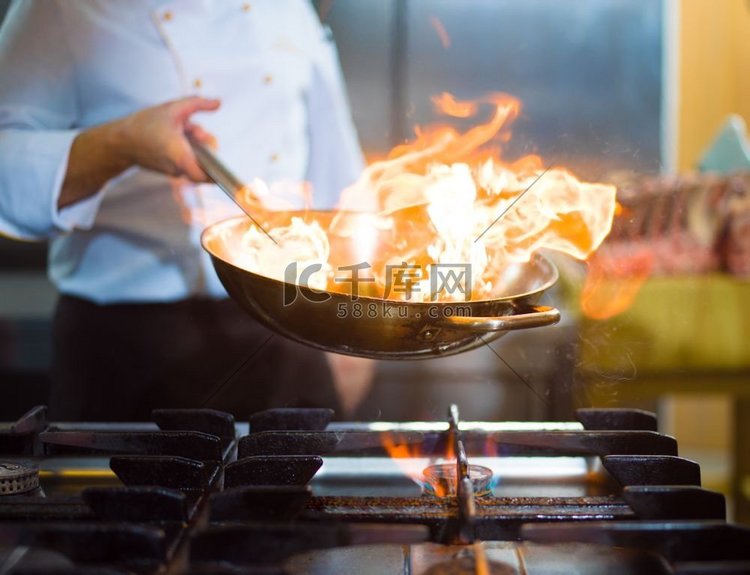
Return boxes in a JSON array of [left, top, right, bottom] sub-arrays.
[[0, 404, 748, 574]]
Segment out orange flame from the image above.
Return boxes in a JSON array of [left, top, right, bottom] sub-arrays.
[[431, 93, 477, 119], [235, 92, 617, 305], [581, 249, 654, 320], [334, 93, 617, 301], [381, 431, 457, 496], [429, 15, 452, 49]]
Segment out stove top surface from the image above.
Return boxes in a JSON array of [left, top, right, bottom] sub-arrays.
[[0, 405, 747, 575]]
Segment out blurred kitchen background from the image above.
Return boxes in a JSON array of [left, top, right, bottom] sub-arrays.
[[1, 0, 748, 521]]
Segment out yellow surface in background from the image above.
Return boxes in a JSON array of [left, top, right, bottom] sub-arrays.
[[578, 275, 750, 374], [678, 0, 750, 170]]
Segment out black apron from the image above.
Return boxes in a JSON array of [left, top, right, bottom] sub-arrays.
[[50, 295, 339, 421]]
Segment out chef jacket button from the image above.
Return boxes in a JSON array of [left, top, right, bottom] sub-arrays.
[[162, 10, 173, 22], [263, 74, 273, 85], [270, 153, 279, 163], [242, 3, 252, 12], [193, 78, 203, 89]]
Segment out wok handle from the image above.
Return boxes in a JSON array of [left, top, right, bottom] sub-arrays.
[[188, 136, 246, 198], [188, 135, 268, 223], [435, 305, 560, 332]]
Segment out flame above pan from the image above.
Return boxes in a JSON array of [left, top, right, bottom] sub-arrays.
[[230, 92, 617, 304]]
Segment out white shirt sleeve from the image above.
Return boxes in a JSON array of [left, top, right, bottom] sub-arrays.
[[0, 0, 104, 240], [301, 7, 366, 209]]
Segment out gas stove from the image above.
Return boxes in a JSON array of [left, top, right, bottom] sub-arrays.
[[0, 405, 748, 574]]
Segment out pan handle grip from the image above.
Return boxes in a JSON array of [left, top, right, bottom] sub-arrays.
[[188, 136, 246, 197], [435, 305, 560, 332], [188, 135, 270, 224]]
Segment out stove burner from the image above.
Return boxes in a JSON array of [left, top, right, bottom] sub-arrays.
[[0, 461, 40, 495], [422, 463, 493, 498]]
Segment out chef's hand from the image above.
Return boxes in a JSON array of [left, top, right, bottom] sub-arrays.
[[120, 97, 220, 183], [59, 96, 220, 210]]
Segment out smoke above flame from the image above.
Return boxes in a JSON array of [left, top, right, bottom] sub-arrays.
[[240, 92, 618, 304]]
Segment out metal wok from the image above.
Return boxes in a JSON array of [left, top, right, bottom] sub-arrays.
[[201, 211, 560, 360]]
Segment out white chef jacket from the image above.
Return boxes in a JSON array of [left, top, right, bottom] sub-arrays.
[[0, 0, 364, 303]]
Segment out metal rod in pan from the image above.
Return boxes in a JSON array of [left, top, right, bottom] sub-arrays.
[[188, 137, 278, 245], [448, 404, 478, 545], [189, 137, 245, 203], [449, 404, 490, 573]]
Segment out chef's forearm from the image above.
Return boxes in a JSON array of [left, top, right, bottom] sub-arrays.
[[57, 97, 219, 210], [58, 119, 133, 210]]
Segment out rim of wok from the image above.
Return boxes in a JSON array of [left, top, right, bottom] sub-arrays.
[[200, 213, 560, 306]]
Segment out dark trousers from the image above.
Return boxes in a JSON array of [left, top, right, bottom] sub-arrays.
[[50, 295, 339, 421]]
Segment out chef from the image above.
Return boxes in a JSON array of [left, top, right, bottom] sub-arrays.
[[0, 0, 371, 420]]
